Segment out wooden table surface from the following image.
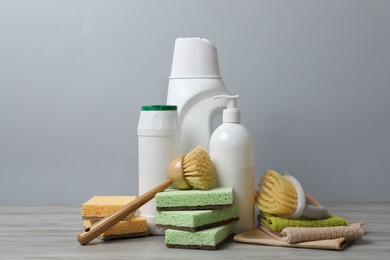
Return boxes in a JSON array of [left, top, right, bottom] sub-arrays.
[[1, 203, 389, 259]]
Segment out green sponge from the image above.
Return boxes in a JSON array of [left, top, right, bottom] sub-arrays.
[[258, 213, 349, 232], [156, 187, 234, 210], [165, 223, 235, 250], [156, 204, 239, 231]]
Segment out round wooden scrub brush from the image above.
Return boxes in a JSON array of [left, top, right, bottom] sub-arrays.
[[255, 170, 328, 219], [167, 145, 216, 190], [77, 145, 216, 245]]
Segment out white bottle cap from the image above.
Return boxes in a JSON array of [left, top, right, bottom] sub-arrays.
[[169, 37, 221, 79], [213, 95, 240, 123]]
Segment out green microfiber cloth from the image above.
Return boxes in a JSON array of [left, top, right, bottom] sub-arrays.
[[258, 213, 348, 233]]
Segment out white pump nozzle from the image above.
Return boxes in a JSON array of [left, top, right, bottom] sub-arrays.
[[213, 95, 240, 123]]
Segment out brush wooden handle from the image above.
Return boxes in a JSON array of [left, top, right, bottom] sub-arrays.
[[77, 179, 172, 245], [305, 192, 322, 206], [303, 192, 329, 219]]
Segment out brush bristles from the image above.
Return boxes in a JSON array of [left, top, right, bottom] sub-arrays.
[[182, 146, 216, 190], [255, 170, 298, 216]]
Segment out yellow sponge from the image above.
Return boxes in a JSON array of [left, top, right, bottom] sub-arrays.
[[82, 196, 136, 219], [83, 216, 149, 240]]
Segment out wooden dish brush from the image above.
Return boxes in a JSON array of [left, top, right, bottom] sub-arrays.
[[255, 170, 328, 219], [77, 145, 216, 245]]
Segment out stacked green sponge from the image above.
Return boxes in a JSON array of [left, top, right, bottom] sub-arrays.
[[155, 187, 239, 250]]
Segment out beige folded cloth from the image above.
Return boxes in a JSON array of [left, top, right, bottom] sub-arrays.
[[233, 223, 363, 251], [280, 222, 364, 244]]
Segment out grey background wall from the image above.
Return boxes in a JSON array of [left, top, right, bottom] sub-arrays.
[[1, 0, 389, 204]]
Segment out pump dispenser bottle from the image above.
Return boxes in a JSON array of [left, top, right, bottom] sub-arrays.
[[167, 37, 230, 152], [209, 95, 254, 234]]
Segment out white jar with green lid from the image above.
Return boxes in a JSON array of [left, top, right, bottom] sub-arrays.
[[138, 105, 180, 235]]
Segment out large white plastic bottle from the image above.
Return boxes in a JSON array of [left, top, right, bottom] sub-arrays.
[[209, 95, 255, 234], [167, 37, 230, 153]]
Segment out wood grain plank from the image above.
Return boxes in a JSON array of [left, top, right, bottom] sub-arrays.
[[0, 203, 389, 259]]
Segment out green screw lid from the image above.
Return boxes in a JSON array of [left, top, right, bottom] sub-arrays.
[[141, 105, 177, 111]]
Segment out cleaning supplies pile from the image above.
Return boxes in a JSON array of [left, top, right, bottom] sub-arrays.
[[138, 37, 231, 234], [234, 170, 364, 250], [77, 146, 218, 245], [76, 38, 257, 246], [153, 145, 238, 250], [155, 187, 239, 250]]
